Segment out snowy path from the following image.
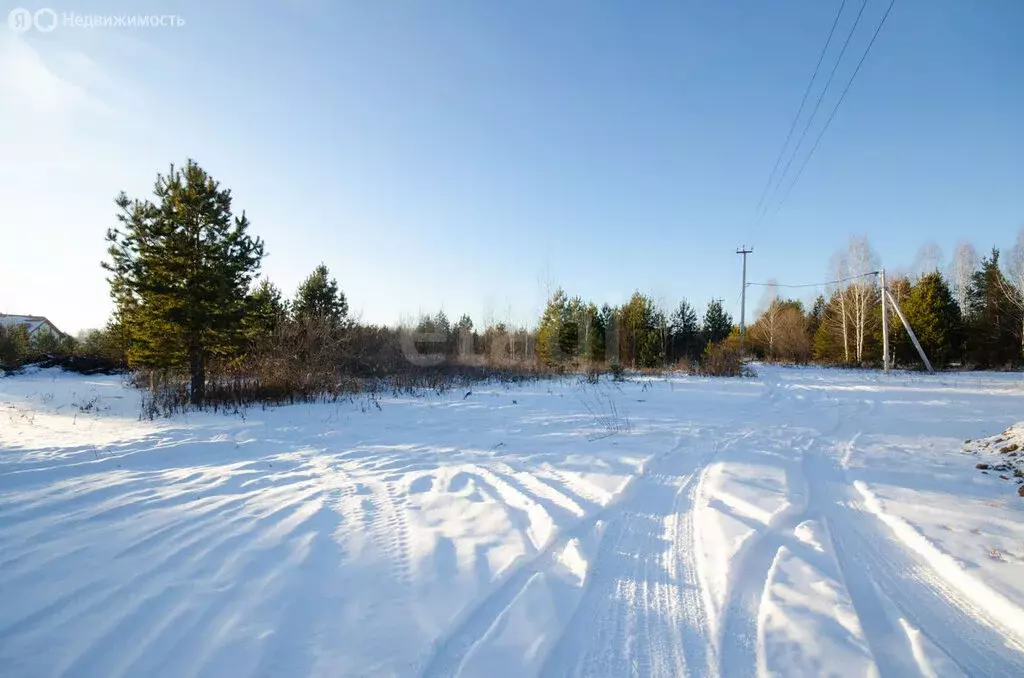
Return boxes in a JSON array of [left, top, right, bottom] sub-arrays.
[[2, 367, 1024, 677]]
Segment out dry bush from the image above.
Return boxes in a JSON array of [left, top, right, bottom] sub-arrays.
[[696, 341, 755, 377], [673, 356, 694, 373], [578, 385, 632, 440], [134, 317, 551, 417]]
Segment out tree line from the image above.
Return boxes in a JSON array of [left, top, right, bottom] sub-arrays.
[[2, 160, 1021, 402], [745, 236, 1023, 370], [534, 289, 733, 370]]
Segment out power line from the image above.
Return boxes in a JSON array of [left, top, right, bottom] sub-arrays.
[[772, 0, 898, 215], [756, 0, 870, 224], [746, 270, 879, 289], [753, 0, 849, 218]]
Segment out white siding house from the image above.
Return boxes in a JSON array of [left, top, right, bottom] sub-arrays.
[[0, 314, 64, 338]]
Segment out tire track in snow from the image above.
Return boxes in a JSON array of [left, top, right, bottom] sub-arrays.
[[823, 468, 1024, 676], [762, 381, 1024, 675], [716, 449, 811, 678], [419, 434, 699, 678], [855, 479, 1024, 647], [711, 376, 848, 677], [800, 400, 1024, 674], [722, 378, 918, 677], [539, 438, 724, 678]]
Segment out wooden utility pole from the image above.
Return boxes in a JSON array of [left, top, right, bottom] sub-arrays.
[[880, 268, 890, 374], [737, 246, 753, 349], [885, 289, 934, 373]]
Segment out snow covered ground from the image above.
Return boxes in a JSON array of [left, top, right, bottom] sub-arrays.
[[2, 366, 1024, 677]]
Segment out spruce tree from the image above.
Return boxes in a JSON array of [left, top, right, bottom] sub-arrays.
[[702, 298, 733, 345], [103, 160, 264, 402], [806, 295, 826, 339], [899, 271, 961, 368], [293, 264, 348, 326], [965, 249, 1021, 367]]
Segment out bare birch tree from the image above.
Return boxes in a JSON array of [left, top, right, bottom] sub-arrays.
[[776, 306, 812, 363], [1000, 226, 1024, 356], [948, 241, 979, 316], [845, 235, 880, 363], [835, 238, 876, 366], [827, 252, 851, 363], [912, 242, 943, 278], [754, 282, 782, 359]]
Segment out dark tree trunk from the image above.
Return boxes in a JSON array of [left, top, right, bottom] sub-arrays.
[[189, 348, 205, 404]]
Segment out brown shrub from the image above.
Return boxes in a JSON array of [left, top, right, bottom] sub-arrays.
[[696, 341, 754, 377]]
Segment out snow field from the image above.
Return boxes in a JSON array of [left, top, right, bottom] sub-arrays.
[[2, 366, 1024, 677]]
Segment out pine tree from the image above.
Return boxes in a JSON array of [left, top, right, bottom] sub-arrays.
[[412, 311, 450, 358], [30, 328, 74, 355], [807, 295, 826, 340], [0, 324, 30, 368], [293, 264, 348, 326], [702, 298, 733, 345], [620, 292, 663, 368], [812, 292, 846, 363], [245, 278, 287, 344], [536, 289, 568, 366], [454, 314, 474, 335], [433, 310, 451, 338], [582, 302, 606, 363], [559, 296, 585, 360], [600, 304, 619, 364], [103, 160, 264, 402], [669, 299, 700, 362], [453, 314, 474, 356]]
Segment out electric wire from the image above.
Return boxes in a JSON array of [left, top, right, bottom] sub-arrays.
[[772, 0, 898, 215], [753, 0, 849, 217], [745, 270, 879, 289], [756, 0, 870, 224]]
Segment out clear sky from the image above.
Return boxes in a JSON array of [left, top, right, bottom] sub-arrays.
[[1, 0, 1021, 334]]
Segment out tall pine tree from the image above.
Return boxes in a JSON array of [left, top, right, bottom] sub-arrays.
[[669, 299, 701, 362], [619, 292, 663, 368], [702, 298, 733, 345], [103, 160, 264, 402], [293, 264, 348, 326], [536, 289, 568, 366]]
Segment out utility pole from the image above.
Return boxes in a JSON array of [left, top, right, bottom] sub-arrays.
[[886, 288, 934, 373], [737, 246, 753, 350], [880, 268, 889, 374]]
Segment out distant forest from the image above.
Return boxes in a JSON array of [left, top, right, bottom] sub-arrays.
[[2, 161, 1022, 403]]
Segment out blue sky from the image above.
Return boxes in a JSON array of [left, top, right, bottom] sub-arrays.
[[1, 0, 1021, 333]]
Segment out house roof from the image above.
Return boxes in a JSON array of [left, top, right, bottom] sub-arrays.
[[0, 314, 63, 336]]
